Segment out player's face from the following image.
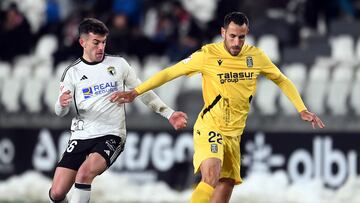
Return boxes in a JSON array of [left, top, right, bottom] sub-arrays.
[[80, 32, 107, 62], [222, 22, 249, 56]]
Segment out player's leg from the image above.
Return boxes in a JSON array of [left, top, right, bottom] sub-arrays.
[[190, 124, 224, 203], [49, 167, 77, 203], [210, 178, 235, 203], [49, 138, 89, 203], [210, 135, 241, 203], [190, 157, 222, 203], [70, 135, 125, 203], [69, 153, 107, 203], [199, 158, 222, 187]]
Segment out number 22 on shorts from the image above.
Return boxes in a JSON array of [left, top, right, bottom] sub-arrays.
[[208, 131, 222, 144]]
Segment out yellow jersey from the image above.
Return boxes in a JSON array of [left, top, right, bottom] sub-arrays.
[[136, 42, 307, 136]]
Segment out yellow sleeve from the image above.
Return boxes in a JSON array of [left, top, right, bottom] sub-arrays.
[[258, 49, 307, 112], [277, 78, 307, 112], [135, 49, 204, 94]]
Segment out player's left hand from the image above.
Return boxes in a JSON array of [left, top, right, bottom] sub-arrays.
[[109, 90, 139, 104], [169, 111, 188, 130], [300, 110, 325, 129]]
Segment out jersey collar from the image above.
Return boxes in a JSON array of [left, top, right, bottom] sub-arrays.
[[81, 55, 105, 65]]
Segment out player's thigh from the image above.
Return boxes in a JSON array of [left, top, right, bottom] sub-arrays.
[[193, 124, 224, 174], [51, 167, 77, 196], [90, 135, 125, 169], [77, 152, 107, 177], [57, 139, 91, 171], [77, 135, 125, 177], [220, 136, 242, 184]]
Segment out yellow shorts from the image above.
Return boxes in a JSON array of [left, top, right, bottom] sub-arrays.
[[193, 121, 242, 184]]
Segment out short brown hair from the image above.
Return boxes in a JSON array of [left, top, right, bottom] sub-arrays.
[[224, 12, 249, 28], [78, 18, 109, 36]]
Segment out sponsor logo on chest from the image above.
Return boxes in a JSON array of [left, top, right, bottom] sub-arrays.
[[217, 72, 254, 84], [82, 81, 118, 99]]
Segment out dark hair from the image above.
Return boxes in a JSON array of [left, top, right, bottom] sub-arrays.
[[78, 18, 109, 36], [223, 12, 249, 28]]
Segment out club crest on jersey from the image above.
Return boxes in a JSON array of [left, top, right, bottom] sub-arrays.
[[211, 144, 218, 153], [107, 66, 116, 76], [246, 56, 253, 67]]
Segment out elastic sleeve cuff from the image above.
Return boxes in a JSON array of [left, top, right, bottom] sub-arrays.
[[162, 108, 175, 120], [54, 100, 69, 117]]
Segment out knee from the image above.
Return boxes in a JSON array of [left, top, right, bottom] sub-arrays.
[[202, 171, 220, 187], [76, 167, 98, 183], [49, 187, 66, 201], [200, 159, 222, 187]]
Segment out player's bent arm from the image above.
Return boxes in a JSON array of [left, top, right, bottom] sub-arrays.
[[55, 70, 74, 117], [54, 98, 70, 117], [54, 89, 73, 117], [273, 76, 307, 112]]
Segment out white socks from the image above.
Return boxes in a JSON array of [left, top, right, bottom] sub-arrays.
[[69, 183, 91, 203]]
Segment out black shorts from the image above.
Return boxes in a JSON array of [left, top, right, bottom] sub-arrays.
[[57, 135, 125, 171]]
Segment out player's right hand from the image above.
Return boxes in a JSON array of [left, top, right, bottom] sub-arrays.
[[60, 90, 72, 108]]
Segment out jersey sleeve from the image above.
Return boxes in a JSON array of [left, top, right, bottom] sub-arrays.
[[135, 49, 204, 94], [122, 58, 141, 90], [258, 49, 307, 112], [258, 49, 286, 82], [121, 58, 175, 119], [54, 69, 75, 117]]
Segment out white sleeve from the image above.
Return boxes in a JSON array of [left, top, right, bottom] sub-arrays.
[[122, 58, 175, 119], [54, 69, 74, 117]]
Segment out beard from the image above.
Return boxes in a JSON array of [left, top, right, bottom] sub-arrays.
[[224, 40, 241, 56], [229, 46, 241, 56]]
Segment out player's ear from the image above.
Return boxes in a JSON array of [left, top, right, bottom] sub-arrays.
[[79, 37, 86, 48], [221, 27, 225, 38]]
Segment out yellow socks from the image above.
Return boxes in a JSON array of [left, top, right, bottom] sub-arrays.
[[190, 181, 214, 203]]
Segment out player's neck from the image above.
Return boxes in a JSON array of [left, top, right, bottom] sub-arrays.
[[82, 54, 93, 63], [81, 54, 104, 65]]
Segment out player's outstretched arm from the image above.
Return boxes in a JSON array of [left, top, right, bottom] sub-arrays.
[[169, 111, 188, 130], [300, 110, 325, 129], [109, 89, 139, 104]]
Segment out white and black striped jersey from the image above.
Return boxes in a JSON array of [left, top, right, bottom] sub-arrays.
[[55, 55, 174, 140]]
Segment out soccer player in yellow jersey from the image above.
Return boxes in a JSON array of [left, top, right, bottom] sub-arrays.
[[110, 12, 325, 203]]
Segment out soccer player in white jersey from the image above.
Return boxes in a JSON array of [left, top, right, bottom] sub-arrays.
[[48, 18, 188, 203]]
